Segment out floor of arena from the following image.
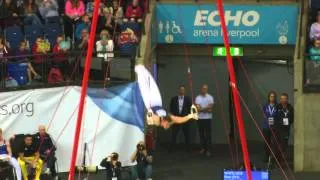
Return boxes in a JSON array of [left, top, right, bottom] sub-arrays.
[[56, 143, 320, 180]]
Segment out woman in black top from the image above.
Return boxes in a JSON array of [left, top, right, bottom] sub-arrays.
[[100, 152, 122, 180]]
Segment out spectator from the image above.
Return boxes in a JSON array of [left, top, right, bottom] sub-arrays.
[[8, 41, 41, 85], [0, 0, 19, 28], [52, 35, 70, 77], [33, 125, 58, 180], [0, 36, 9, 84], [18, 134, 43, 180], [86, 0, 104, 17], [96, 30, 114, 60], [98, 7, 119, 36], [310, 38, 320, 62], [38, 0, 59, 22], [310, 12, 320, 40], [111, 0, 123, 24], [75, 14, 91, 41], [96, 30, 114, 81], [118, 28, 138, 55], [76, 28, 89, 49], [307, 38, 320, 83], [32, 37, 50, 74], [64, 0, 85, 39], [131, 141, 153, 180], [100, 152, 122, 180], [125, 0, 143, 20], [0, 128, 22, 180], [21, 0, 43, 27]]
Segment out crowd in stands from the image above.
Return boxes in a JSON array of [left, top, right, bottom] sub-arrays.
[[0, 0, 146, 88]]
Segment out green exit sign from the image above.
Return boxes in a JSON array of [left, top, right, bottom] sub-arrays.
[[213, 47, 244, 57]]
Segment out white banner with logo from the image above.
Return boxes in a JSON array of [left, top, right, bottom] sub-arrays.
[[0, 84, 144, 172]]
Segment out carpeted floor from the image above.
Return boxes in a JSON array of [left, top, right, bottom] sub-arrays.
[[57, 143, 320, 180]]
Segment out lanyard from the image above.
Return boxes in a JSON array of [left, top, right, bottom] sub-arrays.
[[282, 108, 289, 117], [112, 166, 115, 177], [268, 105, 275, 116]]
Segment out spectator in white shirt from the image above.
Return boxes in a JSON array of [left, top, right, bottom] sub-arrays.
[[195, 84, 214, 156], [96, 30, 114, 82]]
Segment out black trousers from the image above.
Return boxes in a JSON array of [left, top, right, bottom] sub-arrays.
[[197, 119, 212, 151], [273, 127, 291, 164], [42, 153, 57, 177], [171, 121, 190, 148]]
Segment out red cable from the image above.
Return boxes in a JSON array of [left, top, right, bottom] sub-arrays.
[[238, 59, 296, 180], [47, 87, 72, 131], [68, 0, 101, 179], [235, 89, 290, 180], [238, 60, 264, 114], [216, 1, 252, 179], [176, 4, 195, 102], [192, 1, 238, 168]]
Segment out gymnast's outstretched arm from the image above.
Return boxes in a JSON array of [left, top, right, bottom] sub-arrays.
[[168, 114, 195, 124]]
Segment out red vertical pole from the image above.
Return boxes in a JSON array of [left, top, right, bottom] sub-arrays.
[[216, 1, 252, 179], [68, 0, 101, 179]]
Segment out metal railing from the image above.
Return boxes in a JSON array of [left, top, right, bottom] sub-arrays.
[[0, 50, 136, 92]]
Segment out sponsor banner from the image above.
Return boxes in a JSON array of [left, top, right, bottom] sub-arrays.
[[0, 83, 144, 172], [156, 4, 298, 44]]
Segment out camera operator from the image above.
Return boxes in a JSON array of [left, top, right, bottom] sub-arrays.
[[100, 152, 122, 180], [131, 141, 152, 180]]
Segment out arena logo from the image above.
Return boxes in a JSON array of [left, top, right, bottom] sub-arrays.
[[194, 10, 260, 27], [0, 102, 34, 117]]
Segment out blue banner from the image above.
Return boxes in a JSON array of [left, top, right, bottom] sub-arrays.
[[156, 4, 298, 45]]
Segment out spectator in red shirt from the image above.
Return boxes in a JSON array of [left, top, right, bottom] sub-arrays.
[[125, 0, 143, 20], [52, 35, 70, 78], [32, 37, 50, 74]]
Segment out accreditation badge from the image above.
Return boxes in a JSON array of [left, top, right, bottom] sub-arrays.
[[268, 117, 274, 125], [283, 118, 289, 126], [112, 178, 117, 180]]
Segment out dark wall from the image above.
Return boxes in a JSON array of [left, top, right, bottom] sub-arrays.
[[156, 55, 293, 145]]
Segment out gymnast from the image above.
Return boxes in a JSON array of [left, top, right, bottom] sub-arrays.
[[135, 65, 198, 129]]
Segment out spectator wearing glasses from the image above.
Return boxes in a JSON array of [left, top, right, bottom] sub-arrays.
[[64, 0, 85, 39], [310, 12, 320, 40]]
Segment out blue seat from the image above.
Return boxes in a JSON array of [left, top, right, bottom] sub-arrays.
[[25, 25, 43, 48], [44, 23, 62, 47], [7, 63, 29, 85], [5, 25, 24, 50]]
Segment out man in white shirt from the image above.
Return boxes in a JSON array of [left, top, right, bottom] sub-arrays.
[[195, 84, 214, 156]]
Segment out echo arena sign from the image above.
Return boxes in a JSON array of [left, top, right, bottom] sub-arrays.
[[156, 4, 298, 45]]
